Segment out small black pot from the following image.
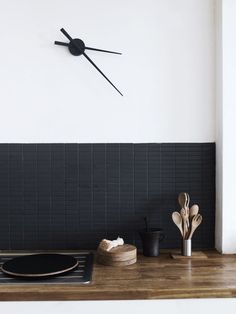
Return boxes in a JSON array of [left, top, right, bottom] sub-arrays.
[[139, 228, 164, 257]]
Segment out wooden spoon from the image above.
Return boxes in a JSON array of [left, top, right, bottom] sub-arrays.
[[185, 193, 190, 208], [180, 208, 189, 239], [172, 212, 183, 237], [189, 204, 199, 219], [178, 192, 186, 208], [188, 214, 202, 239], [178, 192, 190, 228], [185, 193, 190, 227]]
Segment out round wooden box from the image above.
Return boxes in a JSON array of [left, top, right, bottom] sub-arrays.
[[97, 244, 137, 266]]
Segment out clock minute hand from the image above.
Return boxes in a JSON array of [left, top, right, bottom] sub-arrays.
[[60, 28, 73, 42], [59, 28, 123, 96], [82, 52, 123, 96], [85, 47, 122, 55], [60, 28, 122, 55]]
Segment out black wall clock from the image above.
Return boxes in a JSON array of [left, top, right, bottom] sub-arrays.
[[55, 28, 123, 96]]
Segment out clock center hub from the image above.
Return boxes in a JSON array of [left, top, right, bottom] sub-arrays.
[[68, 38, 85, 56]]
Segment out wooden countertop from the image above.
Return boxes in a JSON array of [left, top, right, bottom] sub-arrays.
[[1, 250, 236, 301]]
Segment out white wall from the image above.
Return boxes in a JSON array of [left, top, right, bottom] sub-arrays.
[[1, 299, 236, 314], [0, 0, 215, 143], [216, 0, 236, 253], [215, 0, 223, 252]]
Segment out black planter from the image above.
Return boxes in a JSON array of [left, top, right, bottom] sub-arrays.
[[139, 228, 164, 257]]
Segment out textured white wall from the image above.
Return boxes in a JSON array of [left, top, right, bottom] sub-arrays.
[[0, 0, 215, 143], [1, 299, 236, 314], [215, 0, 223, 253], [216, 0, 236, 253]]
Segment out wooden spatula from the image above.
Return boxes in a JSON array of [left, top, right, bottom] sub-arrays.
[[188, 214, 202, 239], [180, 207, 189, 239], [189, 204, 199, 219], [172, 212, 183, 237], [178, 192, 186, 208], [178, 192, 190, 228]]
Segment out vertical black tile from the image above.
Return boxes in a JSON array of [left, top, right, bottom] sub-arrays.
[[134, 144, 148, 233], [65, 144, 78, 214], [106, 144, 120, 224], [8, 144, 23, 214], [37, 144, 51, 214], [36, 144, 52, 248], [23, 145, 37, 215], [79, 144, 92, 224], [120, 144, 134, 217], [51, 144, 65, 214], [201, 143, 215, 248], [93, 144, 106, 227], [8, 144, 24, 249], [148, 144, 161, 227], [0, 144, 9, 248], [65, 144, 78, 246], [0, 144, 9, 199]]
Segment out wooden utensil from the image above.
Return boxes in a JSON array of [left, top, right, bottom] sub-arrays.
[[188, 214, 202, 239], [185, 193, 190, 225], [180, 208, 189, 239], [172, 212, 183, 237], [178, 192, 190, 228], [97, 244, 137, 266], [186, 193, 190, 208], [178, 192, 186, 208], [189, 204, 199, 219]]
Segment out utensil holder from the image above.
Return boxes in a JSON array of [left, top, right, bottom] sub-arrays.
[[139, 228, 165, 257], [182, 239, 191, 256]]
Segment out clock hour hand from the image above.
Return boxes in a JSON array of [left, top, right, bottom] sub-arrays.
[[85, 47, 122, 55], [54, 41, 69, 47], [82, 52, 123, 96]]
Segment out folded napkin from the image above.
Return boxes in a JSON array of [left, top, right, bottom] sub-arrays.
[[98, 237, 124, 251]]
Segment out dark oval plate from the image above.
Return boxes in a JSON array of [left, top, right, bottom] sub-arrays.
[[1, 254, 78, 278]]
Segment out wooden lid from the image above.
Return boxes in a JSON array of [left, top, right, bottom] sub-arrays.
[[97, 244, 137, 266], [99, 244, 136, 255]]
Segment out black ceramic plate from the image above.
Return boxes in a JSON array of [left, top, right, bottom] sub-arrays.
[[1, 254, 78, 278]]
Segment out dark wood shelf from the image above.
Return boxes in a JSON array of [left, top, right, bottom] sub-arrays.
[[0, 250, 236, 301]]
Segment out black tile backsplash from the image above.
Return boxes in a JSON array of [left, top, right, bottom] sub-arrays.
[[0, 143, 215, 250]]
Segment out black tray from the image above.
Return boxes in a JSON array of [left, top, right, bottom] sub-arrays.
[[0, 252, 93, 284]]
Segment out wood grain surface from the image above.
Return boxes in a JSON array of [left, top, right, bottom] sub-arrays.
[[1, 250, 236, 301], [97, 244, 137, 266], [171, 251, 208, 259], [96, 256, 137, 266]]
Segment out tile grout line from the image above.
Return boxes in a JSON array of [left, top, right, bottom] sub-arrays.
[[35, 144, 38, 249], [22, 144, 25, 249], [91, 145, 94, 231], [132, 144, 135, 245], [49, 144, 52, 248], [160, 144, 162, 228], [147, 144, 149, 206], [118, 144, 121, 228], [63, 144, 66, 248], [105, 144, 107, 237], [77, 144, 80, 231], [7, 144, 10, 250]]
